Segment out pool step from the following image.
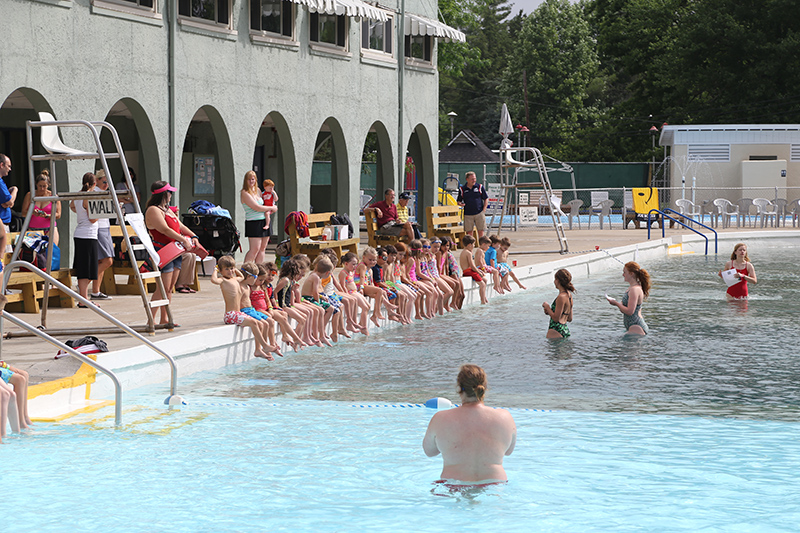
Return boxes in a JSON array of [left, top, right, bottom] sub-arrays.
[[668, 243, 695, 255], [59, 403, 209, 435]]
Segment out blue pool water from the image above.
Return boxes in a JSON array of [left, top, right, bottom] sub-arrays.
[[7, 242, 800, 531]]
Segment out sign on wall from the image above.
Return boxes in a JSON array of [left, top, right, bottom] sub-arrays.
[[194, 155, 215, 195]]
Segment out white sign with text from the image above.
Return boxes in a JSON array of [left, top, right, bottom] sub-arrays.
[[87, 199, 117, 219]]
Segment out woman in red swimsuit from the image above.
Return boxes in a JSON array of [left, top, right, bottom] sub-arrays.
[[145, 181, 199, 326], [719, 243, 757, 299]]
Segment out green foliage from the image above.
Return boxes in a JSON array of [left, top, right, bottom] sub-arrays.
[[501, 0, 602, 159], [439, 0, 800, 162]]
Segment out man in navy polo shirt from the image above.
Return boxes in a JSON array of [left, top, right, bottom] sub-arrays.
[[0, 154, 18, 269], [456, 171, 489, 237]]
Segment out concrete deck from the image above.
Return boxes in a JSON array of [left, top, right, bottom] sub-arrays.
[[4, 224, 798, 386]]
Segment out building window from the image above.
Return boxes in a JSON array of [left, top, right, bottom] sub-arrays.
[[250, 0, 294, 38], [361, 17, 392, 55], [114, 0, 154, 7], [179, 0, 230, 26], [405, 35, 432, 62], [310, 12, 347, 48]]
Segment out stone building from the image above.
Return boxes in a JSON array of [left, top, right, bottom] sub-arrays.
[[0, 0, 463, 252]]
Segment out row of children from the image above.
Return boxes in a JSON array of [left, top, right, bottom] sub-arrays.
[[211, 234, 528, 359], [0, 360, 31, 444]]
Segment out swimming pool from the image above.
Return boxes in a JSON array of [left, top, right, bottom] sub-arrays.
[[7, 243, 800, 531]]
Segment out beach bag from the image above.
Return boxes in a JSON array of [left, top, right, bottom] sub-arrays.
[[275, 239, 291, 258], [329, 213, 354, 239], [20, 233, 60, 271]]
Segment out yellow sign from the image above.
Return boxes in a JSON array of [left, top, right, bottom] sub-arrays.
[[632, 187, 659, 214]]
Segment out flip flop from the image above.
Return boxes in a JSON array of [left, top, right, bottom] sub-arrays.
[[176, 287, 193, 294]]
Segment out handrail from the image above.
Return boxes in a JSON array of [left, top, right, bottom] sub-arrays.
[[647, 209, 718, 255], [662, 208, 718, 254], [1, 309, 123, 426], [1, 261, 179, 397]]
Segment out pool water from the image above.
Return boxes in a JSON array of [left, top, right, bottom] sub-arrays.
[[7, 243, 800, 531]]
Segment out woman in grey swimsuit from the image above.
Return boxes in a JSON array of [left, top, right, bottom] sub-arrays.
[[607, 261, 650, 335]]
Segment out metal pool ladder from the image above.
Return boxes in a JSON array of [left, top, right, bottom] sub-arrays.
[[1, 263, 183, 426]]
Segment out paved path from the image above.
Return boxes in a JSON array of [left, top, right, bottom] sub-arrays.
[[3, 224, 792, 384]]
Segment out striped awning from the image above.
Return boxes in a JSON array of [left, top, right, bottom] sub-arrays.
[[405, 13, 465, 43], [297, 0, 389, 21]]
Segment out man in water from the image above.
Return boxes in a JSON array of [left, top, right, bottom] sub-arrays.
[[423, 364, 516, 484]]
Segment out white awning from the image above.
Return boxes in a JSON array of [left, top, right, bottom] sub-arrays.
[[405, 13, 465, 43], [298, 0, 389, 22]]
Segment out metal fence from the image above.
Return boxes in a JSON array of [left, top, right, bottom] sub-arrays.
[[486, 186, 800, 232]]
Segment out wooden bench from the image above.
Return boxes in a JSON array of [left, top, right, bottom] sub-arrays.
[[365, 210, 402, 249], [3, 232, 75, 313], [426, 205, 468, 247], [288, 212, 359, 261]]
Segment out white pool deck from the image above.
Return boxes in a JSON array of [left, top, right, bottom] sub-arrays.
[[4, 226, 798, 422]]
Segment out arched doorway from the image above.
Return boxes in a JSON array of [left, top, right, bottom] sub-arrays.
[[178, 106, 235, 214], [359, 121, 393, 208], [98, 98, 160, 214], [252, 111, 296, 234], [405, 124, 435, 231], [0, 88, 60, 231], [311, 117, 348, 214]]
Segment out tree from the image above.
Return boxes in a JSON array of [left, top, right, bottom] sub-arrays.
[[501, 0, 602, 159]]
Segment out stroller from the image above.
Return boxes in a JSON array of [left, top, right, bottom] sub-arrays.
[[181, 214, 241, 259]]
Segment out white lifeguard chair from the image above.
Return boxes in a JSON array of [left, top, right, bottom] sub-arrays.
[[11, 112, 175, 333], [492, 104, 569, 254]]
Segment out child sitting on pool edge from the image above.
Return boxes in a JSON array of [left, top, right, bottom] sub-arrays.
[[211, 255, 274, 361]]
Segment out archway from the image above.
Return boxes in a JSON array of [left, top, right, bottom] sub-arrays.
[[252, 111, 296, 234], [0, 88, 61, 232], [98, 98, 161, 214], [405, 124, 435, 230], [359, 121, 394, 208], [178, 106, 235, 214], [311, 117, 348, 214]]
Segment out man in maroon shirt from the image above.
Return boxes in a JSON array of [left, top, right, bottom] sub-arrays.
[[366, 188, 414, 242]]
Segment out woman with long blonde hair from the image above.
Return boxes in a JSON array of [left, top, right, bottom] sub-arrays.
[[240, 170, 276, 264]]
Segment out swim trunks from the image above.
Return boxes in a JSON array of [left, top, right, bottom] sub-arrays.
[[0, 366, 13, 383], [462, 268, 483, 282], [224, 310, 247, 325]]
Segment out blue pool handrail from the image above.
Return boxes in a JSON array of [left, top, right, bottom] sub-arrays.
[[647, 209, 718, 255]]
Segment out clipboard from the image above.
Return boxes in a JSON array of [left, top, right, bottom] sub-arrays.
[[720, 268, 742, 287]]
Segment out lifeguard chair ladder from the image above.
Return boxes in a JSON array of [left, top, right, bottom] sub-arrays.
[[496, 145, 569, 254], [12, 112, 174, 334]]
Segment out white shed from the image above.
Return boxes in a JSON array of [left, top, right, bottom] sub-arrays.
[[659, 125, 800, 199]]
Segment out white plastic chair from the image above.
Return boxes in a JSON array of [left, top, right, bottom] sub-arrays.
[[38, 112, 100, 158], [735, 198, 754, 227], [753, 198, 778, 228], [773, 198, 788, 227], [588, 199, 613, 229], [675, 199, 701, 227], [566, 199, 583, 229], [712, 198, 739, 228], [787, 199, 800, 227], [442, 176, 459, 194]]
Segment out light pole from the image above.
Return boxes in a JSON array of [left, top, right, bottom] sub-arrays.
[[447, 111, 457, 141]]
